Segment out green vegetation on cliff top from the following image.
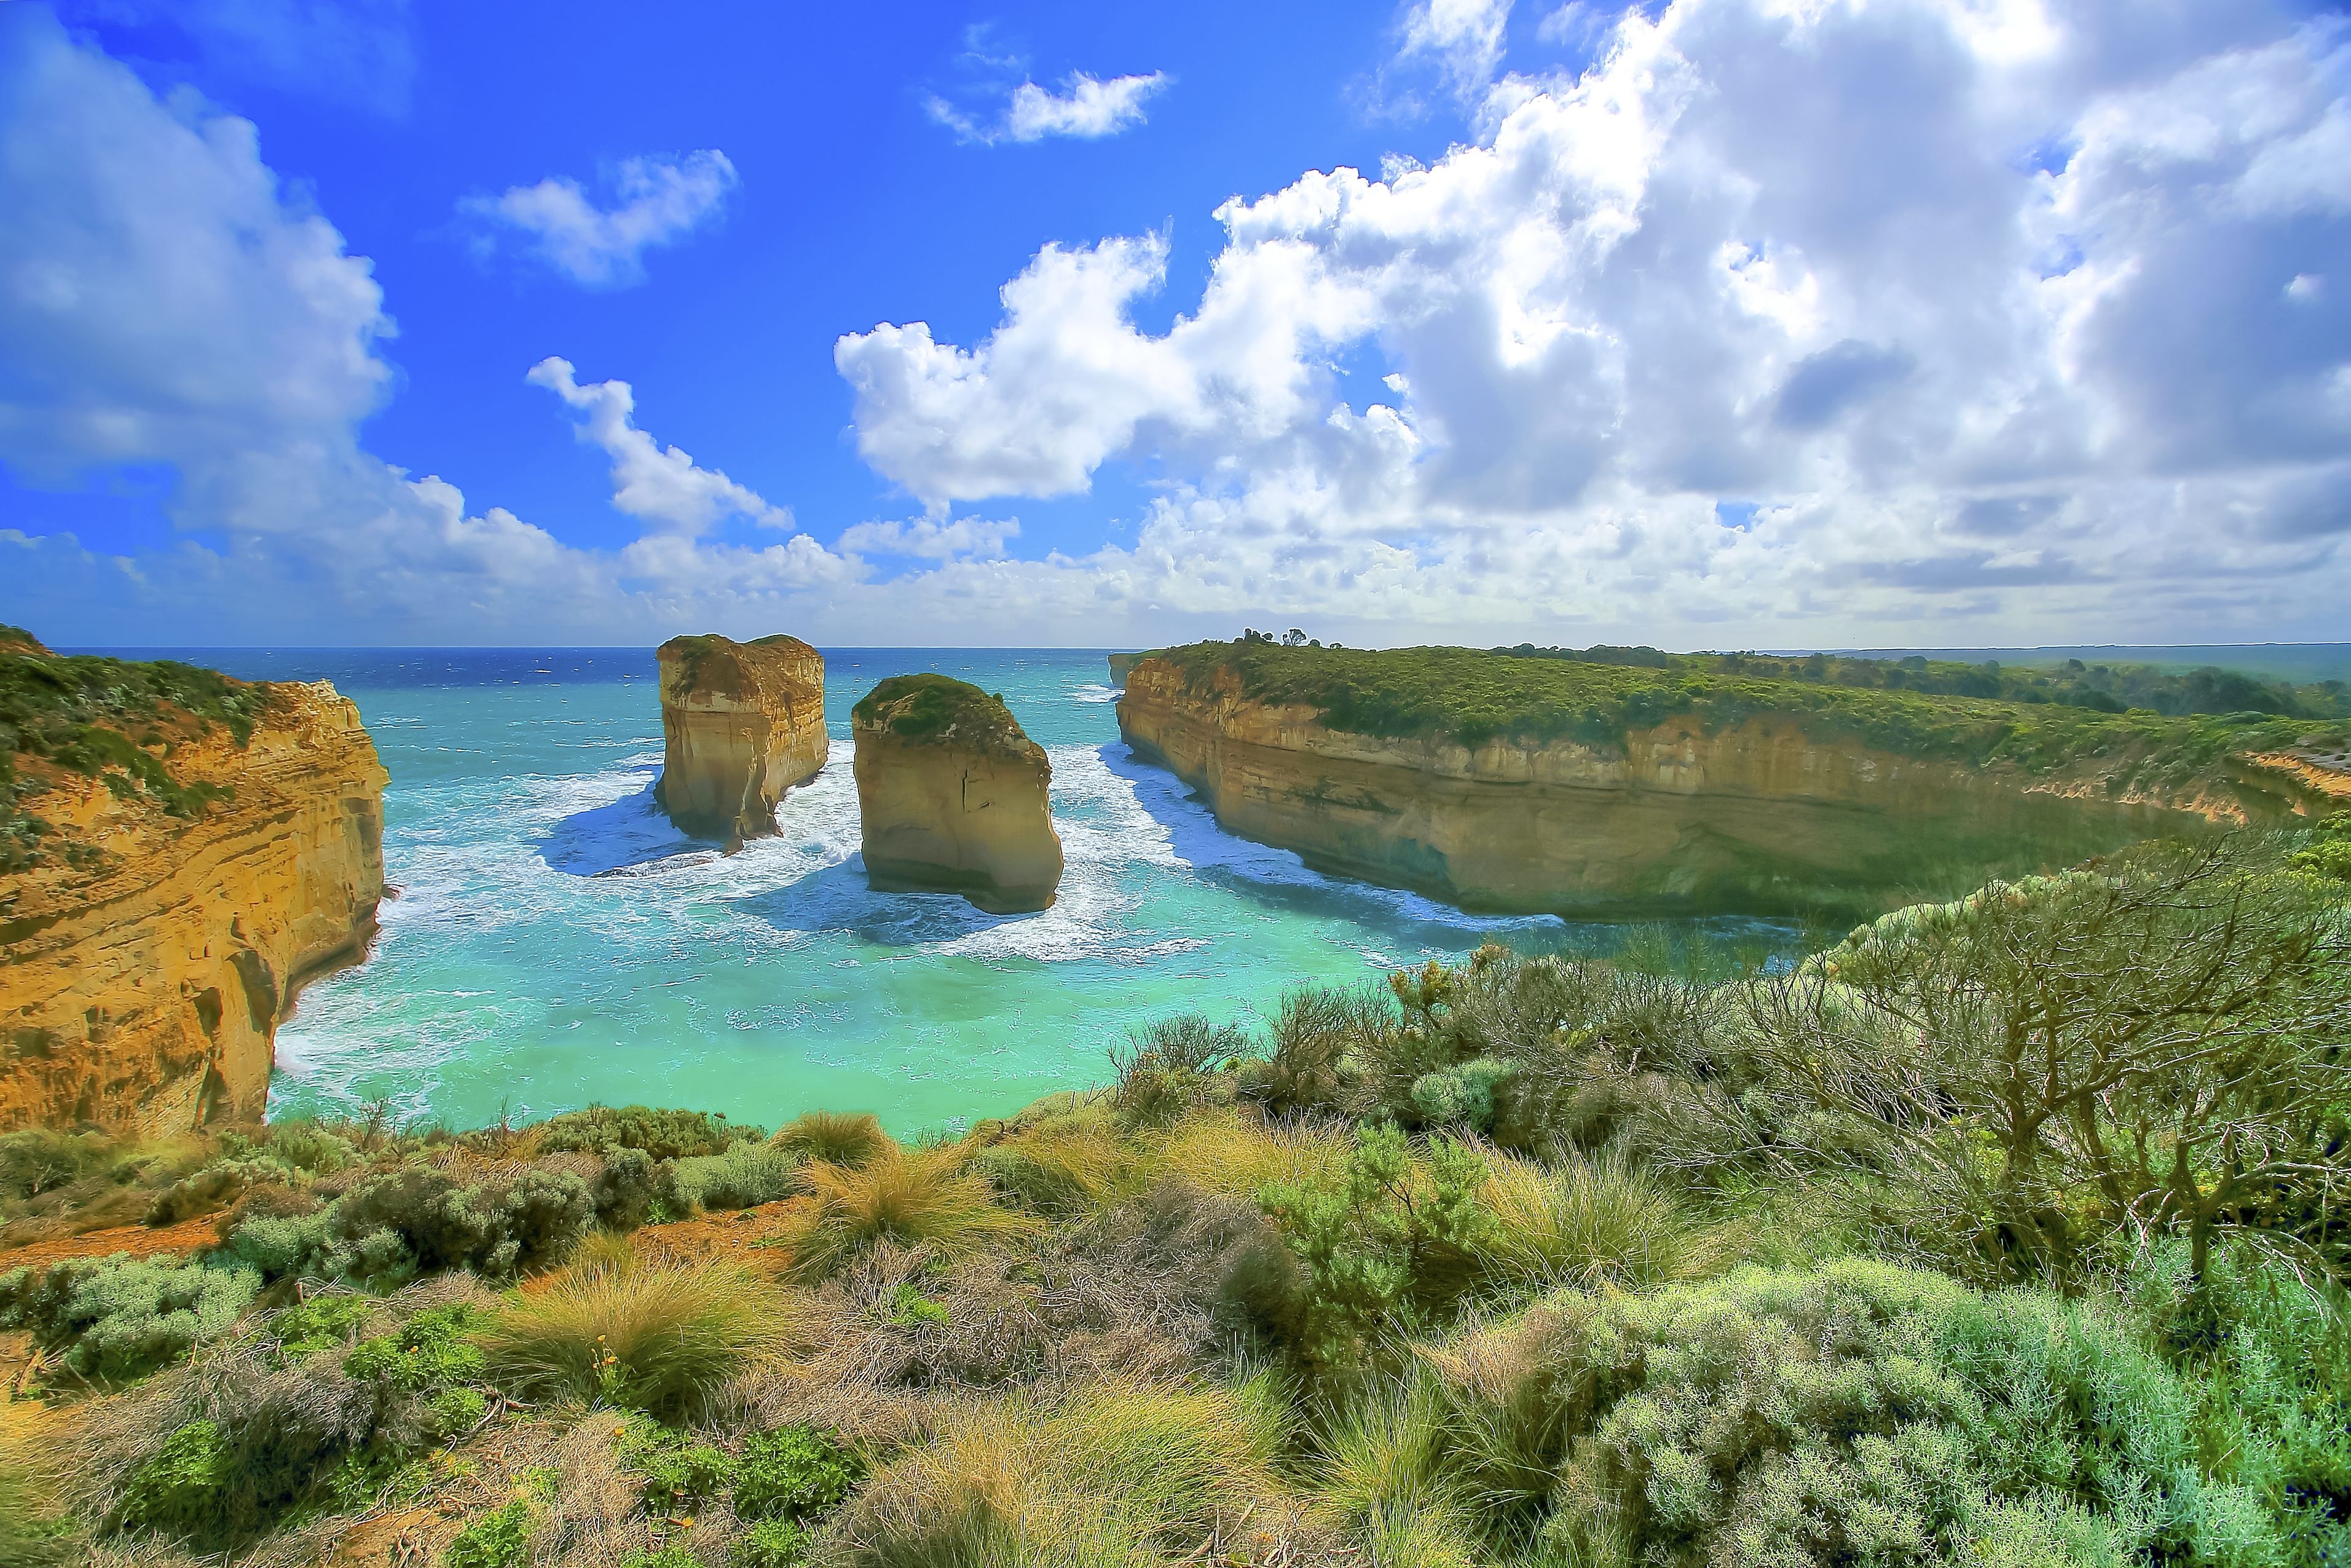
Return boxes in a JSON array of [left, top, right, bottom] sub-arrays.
[[852, 672, 1033, 755], [0, 631, 272, 875], [1148, 639, 2350, 785]]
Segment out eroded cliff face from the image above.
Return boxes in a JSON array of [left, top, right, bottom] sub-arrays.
[[1117, 658, 2245, 917], [1, 683, 387, 1134], [853, 677, 1063, 914], [655, 634, 829, 844]]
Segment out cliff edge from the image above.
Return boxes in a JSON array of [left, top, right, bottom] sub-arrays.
[[1117, 643, 2348, 918], [853, 675, 1063, 913], [1, 636, 387, 1133], [655, 634, 829, 844]]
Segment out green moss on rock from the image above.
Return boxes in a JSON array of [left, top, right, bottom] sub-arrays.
[[852, 673, 1033, 755]]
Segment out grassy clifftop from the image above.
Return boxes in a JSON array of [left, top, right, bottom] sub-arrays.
[[0, 629, 274, 873], [1146, 639, 2349, 785], [852, 673, 1034, 755]]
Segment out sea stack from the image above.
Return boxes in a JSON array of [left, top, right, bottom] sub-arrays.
[[852, 674, 1063, 913], [655, 633, 829, 845]]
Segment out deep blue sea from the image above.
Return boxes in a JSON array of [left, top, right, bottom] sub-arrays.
[[98, 648, 1785, 1137]]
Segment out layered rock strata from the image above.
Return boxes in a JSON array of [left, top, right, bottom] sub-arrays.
[[853, 675, 1063, 913], [1, 684, 387, 1134], [655, 634, 829, 843], [1117, 656, 2285, 918]]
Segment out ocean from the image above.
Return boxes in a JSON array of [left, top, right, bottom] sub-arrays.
[[106, 648, 1784, 1137]]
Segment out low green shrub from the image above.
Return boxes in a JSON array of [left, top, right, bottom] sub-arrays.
[[343, 1300, 487, 1392], [733, 1423, 862, 1522], [671, 1140, 798, 1211], [734, 1515, 812, 1568], [1109, 1015, 1251, 1127], [1421, 1259, 2306, 1567], [444, 1484, 544, 1568], [114, 1419, 230, 1537], [267, 1292, 372, 1356], [326, 1164, 594, 1286], [618, 1415, 735, 1511], [0, 1128, 119, 1200], [0, 1253, 258, 1380], [535, 1106, 757, 1161]]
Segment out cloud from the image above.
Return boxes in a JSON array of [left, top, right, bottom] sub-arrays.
[[832, 0, 2351, 644], [929, 71, 1169, 145], [527, 358, 789, 535], [837, 516, 1020, 559], [463, 151, 736, 288], [1398, 0, 1514, 96]]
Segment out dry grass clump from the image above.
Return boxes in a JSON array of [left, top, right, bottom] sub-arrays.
[[784, 1146, 1039, 1284], [0, 1399, 76, 1566], [1471, 1149, 1706, 1292], [476, 1247, 804, 1421], [1145, 1107, 1348, 1202], [772, 1111, 894, 1168], [829, 1374, 1313, 1567], [971, 1110, 1151, 1217]]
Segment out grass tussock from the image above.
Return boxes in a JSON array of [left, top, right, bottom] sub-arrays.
[[0, 1400, 76, 1566], [476, 1247, 803, 1420], [785, 1146, 1040, 1284], [1146, 1106, 1349, 1202], [972, 1111, 1151, 1217], [832, 1374, 1309, 1567], [1312, 1377, 1482, 1568], [772, 1110, 894, 1168], [1471, 1148, 1705, 1293]]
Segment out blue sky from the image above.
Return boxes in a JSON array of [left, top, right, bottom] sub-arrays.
[[3, 0, 2349, 647]]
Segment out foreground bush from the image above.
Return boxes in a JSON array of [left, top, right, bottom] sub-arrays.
[[1419, 1258, 2322, 1567], [476, 1251, 796, 1420], [0, 1252, 258, 1380], [833, 1375, 1301, 1566]]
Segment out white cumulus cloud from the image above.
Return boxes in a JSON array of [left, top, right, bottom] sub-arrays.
[[930, 71, 1169, 146], [527, 358, 789, 536], [463, 150, 736, 289]]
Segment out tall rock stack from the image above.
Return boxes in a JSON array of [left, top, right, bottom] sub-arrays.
[[852, 674, 1063, 913], [0, 640, 388, 1134], [655, 634, 829, 845]]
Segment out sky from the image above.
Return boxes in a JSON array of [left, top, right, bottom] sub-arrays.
[[2, 0, 2349, 650]]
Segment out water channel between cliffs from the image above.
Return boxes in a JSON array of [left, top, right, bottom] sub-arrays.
[[115, 648, 1803, 1137]]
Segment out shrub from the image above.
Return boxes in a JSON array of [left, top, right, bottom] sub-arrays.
[[671, 1140, 799, 1212], [785, 1146, 1039, 1283], [326, 1162, 594, 1286], [733, 1424, 862, 1522], [114, 1418, 231, 1537], [343, 1300, 487, 1392], [1110, 1015, 1252, 1126], [0, 1252, 258, 1380], [535, 1106, 756, 1161], [589, 1146, 683, 1229], [266, 1291, 372, 1356], [1470, 1149, 1700, 1292], [1418, 1259, 2291, 1567], [476, 1255, 795, 1420], [833, 1375, 1294, 1566], [617, 1415, 734, 1510], [1237, 983, 1378, 1113], [736, 1515, 812, 1568], [445, 1476, 551, 1568], [0, 1128, 119, 1200], [771, 1110, 892, 1167], [1256, 1124, 1492, 1362]]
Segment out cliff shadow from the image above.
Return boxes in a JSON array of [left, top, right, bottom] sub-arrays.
[[1093, 743, 1569, 950], [537, 779, 719, 878], [730, 855, 1033, 947]]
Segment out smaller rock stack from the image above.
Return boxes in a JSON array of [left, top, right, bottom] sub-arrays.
[[852, 674, 1063, 913], [655, 633, 829, 845]]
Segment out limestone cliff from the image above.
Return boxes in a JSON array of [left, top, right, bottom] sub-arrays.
[[1117, 650, 2336, 918], [1107, 652, 1148, 685], [655, 634, 829, 844], [853, 675, 1063, 913], [1, 656, 387, 1134]]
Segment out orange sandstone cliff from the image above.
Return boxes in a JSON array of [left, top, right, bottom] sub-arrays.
[[853, 674, 1063, 914], [1115, 653, 2323, 918], [655, 634, 829, 844], [1, 674, 387, 1134]]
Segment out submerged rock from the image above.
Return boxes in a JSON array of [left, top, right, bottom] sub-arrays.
[[853, 674, 1063, 913], [655, 633, 829, 844]]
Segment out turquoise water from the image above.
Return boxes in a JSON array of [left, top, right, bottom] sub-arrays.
[[123, 649, 1770, 1137]]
